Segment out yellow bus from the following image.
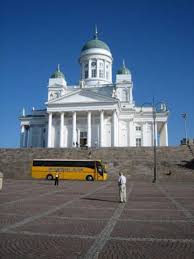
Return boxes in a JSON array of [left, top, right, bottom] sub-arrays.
[[32, 159, 108, 181]]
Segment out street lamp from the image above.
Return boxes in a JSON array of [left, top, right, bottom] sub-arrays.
[[140, 98, 168, 183], [181, 112, 188, 144]]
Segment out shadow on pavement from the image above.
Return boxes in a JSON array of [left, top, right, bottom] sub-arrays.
[[82, 197, 118, 203]]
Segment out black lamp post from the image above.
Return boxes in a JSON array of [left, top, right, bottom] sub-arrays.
[[181, 112, 188, 144], [153, 102, 157, 183], [140, 98, 167, 183]]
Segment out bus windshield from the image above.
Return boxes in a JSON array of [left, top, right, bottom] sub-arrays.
[[96, 161, 104, 175]]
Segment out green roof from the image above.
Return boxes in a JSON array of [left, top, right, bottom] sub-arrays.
[[82, 39, 110, 52], [50, 65, 65, 79], [117, 60, 131, 75], [82, 28, 111, 52]]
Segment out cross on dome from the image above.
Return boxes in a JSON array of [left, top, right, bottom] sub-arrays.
[[94, 25, 98, 40], [50, 64, 65, 79]]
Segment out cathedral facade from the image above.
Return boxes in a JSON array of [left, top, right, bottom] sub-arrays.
[[19, 31, 169, 148]]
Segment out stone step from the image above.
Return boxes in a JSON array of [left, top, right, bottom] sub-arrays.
[[0, 146, 193, 181]]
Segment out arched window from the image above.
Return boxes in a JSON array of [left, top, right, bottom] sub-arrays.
[[99, 61, 104, 78], [121, 89, 128, 101], [84, 63, 88, 79], [91, 60, 97, 78]]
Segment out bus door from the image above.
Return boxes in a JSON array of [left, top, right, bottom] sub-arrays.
[[96, 162, 104, 180], [94, 161, 97, 180]]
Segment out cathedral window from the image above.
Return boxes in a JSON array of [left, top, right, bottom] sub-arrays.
[[85, 70, 88, 78], [92, 69, 97, 78], [99, 69, 104, 78], [136, 126, 141, 131], [106, 71, 109, 80], [91, 60, 97, 78], [84, 63, 89, 79]]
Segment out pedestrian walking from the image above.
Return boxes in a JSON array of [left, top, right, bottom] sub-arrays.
[[55, 172, 59, 186], [118, 172, 126, 203]]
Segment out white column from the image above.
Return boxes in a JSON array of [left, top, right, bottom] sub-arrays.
[[72, 111, 77, 147], [130, 86, 133, 104], [113, 110, 117, 147], [26, 126, 30, 147], [88, 59, 92, 78], [20, 125, 25, 147], [77, 129, 80, 147], [23, 126, 28, 147], [110, 63, 112, 83], [48, 112, 52, 148], [100, 110, 104, 147], [165, 122, 168, 146], [28, 127, 31, 147], [129, 120, 135, 146], [142, 123, 147, 146], [87, 111, 91, 147], [60, 112, 64, 148], [159, 122, 168, 146], [97, 59, 100, 78]]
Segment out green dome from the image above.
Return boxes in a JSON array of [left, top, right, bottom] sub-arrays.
[[117, 61, 131, 75], [50, 65, 65, 79], [82, 39, 110, 52]]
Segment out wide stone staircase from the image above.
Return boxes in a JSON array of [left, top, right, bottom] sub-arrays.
[[0, 145, 194, 181]]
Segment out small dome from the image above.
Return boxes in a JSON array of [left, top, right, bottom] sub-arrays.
[[50, 65, 65, 79], [117, 60, 131, 75], [82, 39, 110, 52]]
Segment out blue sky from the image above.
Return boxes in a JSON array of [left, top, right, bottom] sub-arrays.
[[0, 0, 193, 147]]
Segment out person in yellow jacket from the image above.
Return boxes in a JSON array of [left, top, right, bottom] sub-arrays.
[[55, 172, 59, 186]]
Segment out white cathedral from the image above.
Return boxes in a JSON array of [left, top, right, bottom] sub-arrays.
[[19, 30, 169, 148]]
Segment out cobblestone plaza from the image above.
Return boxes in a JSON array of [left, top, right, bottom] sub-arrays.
[[0, 180, 194, 258]]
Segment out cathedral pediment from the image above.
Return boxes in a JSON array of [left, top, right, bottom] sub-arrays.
[[46, 89, 117, 105]]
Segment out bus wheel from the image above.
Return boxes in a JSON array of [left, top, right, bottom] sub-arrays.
[[86, 175, 94, 181], [46, 174, 53, 180]]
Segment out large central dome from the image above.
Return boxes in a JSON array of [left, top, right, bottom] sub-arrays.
[[81, 38, 110, 52], [79, 28, 113, 86]]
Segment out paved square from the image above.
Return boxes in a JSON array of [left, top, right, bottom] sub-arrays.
[[0, 180, 194, 258]]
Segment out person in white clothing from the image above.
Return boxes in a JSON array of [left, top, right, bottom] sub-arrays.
[[118, 172, 127, 203]]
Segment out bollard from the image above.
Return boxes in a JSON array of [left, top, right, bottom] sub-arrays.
[[0, 172, 3, 191]]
